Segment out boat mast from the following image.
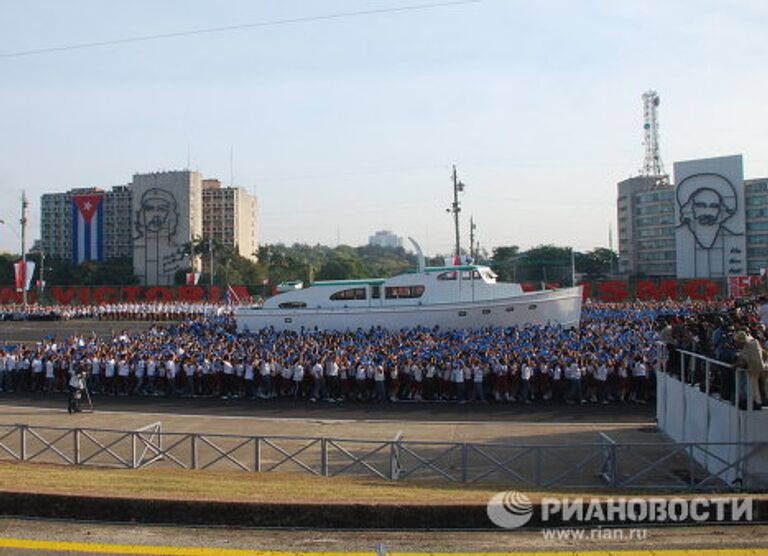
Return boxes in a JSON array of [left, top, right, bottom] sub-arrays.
[[448, 165, 465, 263]]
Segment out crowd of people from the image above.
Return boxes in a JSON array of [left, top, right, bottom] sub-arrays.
[[0, 302, 233, 322], [657, 296, 768, 409], [1, 297, 767, 411]]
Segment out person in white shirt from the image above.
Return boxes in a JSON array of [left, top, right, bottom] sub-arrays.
[[472, 361, 486, 403], [310, 361, 323, 402], [371, 364, 385, 402], [325, 358, 340, 401], [631, 355, 648, 404], [291, 361, 305, 398]]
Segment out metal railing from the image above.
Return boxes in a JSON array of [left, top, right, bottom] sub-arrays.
[[656, 343, 759, 410], [0, 423, 765, 491]]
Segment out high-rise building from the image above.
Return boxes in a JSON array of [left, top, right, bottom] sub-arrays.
[[202, 179, 259, 261], [368, 230, 402, 249], [131, 170, 203, 286], [39, 170, 260, 285], [40, 186, 132, 263], [616, 177, 676, 277], [617, 154, 768, 279], [745, 177, 768, 275]]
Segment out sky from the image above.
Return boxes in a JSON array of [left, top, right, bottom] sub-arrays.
[[1, 0, 767, 257]]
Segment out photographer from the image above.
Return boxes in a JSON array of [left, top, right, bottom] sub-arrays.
[[67, 364, 87, 414]]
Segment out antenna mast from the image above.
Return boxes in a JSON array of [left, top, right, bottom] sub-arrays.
[[640, 90, 667, 179]]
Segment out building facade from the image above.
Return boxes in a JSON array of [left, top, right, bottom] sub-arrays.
[[617, 177, 676, 277], [202, 179, 259, 261], [131, 170, 203, 286], [40, 186, 133, 262], [618, 154, 768, 280], [39, 170, 260, 285], [745, 177, 768, 276], [368, 230, 402, 249]]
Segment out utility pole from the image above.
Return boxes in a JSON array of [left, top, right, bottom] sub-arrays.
[[446, 165, 465, 263], [469, 216, 477, 261], [20, 191, 28, 309], [39, 248, 45, 300], [209, 237, 214, 286]]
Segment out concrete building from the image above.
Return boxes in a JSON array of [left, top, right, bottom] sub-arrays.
[[40, 186, 133, 262], [616, 177, 676, 277], [202, 179, 259, 261], [131, 170, 203, 286], [617, 154, 768, 279], [103, 185, 133, 260], [368, 230, 402, 249], [40, 191, 73, 261], [39, 170, 260, 285], [745, 177, 768, 275]]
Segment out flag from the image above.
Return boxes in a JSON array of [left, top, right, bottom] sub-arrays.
[[186, 272, 201, 285], [13, 260, 35, 292], [225, 285, 242, 305], [72, 193, 105, 264]]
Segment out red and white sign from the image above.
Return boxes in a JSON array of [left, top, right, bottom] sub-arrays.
[[727, 275, 761, 298], [13, 260, 35, 292], [185, 272, 201, 285]]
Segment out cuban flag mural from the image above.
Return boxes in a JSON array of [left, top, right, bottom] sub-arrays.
[[71, 193, 105, 264]]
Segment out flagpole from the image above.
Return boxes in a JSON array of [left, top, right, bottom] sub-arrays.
[[21, 191, 28, 309]]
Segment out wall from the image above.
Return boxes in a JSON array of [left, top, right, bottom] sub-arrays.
[[675, 155, 747, 279]]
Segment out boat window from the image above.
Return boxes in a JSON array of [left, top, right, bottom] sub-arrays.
[[505, 307, 515, 312], [371, 285, 381, 299], [330, 287, 367, 301], [278, 302, 307, 309], [458, 311, 467, 317], [461, 270, 482, 280], [436, 271, 457, 281], [385, 285, 425, 299], [528, 304, 537, 310], [482, 309, 491, 315]]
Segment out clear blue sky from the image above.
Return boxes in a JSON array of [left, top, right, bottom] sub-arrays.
[[1, 0, 766, 256]]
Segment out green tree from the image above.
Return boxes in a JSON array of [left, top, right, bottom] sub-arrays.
[[316, 253, 366, 280]]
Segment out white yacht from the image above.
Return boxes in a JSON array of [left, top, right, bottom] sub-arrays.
[[235, 259, 582, 333]]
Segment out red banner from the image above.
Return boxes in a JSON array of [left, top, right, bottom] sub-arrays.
[[0, 280, 731, 306]]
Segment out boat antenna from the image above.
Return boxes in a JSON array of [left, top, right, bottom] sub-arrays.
[[446, 165, 466, 263], [408, 237, 426, 273]]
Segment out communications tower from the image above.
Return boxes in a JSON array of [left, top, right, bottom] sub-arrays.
[[640, 90, 667, 180]]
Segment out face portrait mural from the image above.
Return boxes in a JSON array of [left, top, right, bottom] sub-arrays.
[[135, 188, 179, 241], [677, 174, 742, 249]]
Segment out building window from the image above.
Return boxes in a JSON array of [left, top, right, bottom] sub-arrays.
[[330, 288, 367, 301], [385, 285, 425, 299]]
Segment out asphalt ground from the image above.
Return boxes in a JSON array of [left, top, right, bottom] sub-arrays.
[[0, 319, 158, 346], [0, 518, 766, 554]]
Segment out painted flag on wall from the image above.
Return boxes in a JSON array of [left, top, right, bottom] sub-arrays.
[[13, 260, 35, 292], [72, 194, 105, 264]]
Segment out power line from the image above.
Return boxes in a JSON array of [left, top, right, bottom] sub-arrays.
[[0, 0, 482, 59]]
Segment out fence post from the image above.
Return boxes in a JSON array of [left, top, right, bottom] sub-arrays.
[[609, 444, 617, 488], [535, 446, 542, 487], [389, 441, 397, 480], [131, 432, 137, 469], [320, 438, 328, 477], [255, 437, 261, 472], [461, 443, 468, 482], [73, 428, 81, 465], [19, 424, 27, 461], [190, 433, 198, 470], [680, 352, 686, 383]]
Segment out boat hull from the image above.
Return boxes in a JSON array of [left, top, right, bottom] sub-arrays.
[[235, 287, 582, 332]]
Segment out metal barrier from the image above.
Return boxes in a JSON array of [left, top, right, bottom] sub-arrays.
[[0, 422, 765, 491]]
